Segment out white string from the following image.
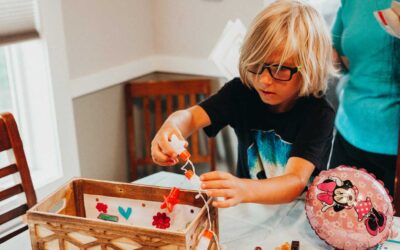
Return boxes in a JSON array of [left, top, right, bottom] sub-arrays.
[[181, 159, 220, 250], [180, 159, 196, 175]]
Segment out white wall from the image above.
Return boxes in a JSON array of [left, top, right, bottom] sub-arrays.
[[73, 84, 128, 181], [65, 0, 339, 98], [68, 0, 265, 98], [153, 0, 263, 57], [62, 0, 155, 79]]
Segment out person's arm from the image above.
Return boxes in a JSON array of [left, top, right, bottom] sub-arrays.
[[331, 1, 350, 71], [333, 47, 349, 71], [200, 157, 315, 207], [151, 105, 210, 166], [152, 79, 243, 167], [201, 95, 335, 208]]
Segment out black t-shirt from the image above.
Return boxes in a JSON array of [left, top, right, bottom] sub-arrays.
[[199, 78, 335, 179]]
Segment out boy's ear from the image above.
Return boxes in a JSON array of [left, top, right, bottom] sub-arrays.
[[333, 204, 345, 212]]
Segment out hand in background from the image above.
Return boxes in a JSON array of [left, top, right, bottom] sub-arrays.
[[151, 124, 188, 166], [200, 171, 249, 208], [333, 48, 350, 71]]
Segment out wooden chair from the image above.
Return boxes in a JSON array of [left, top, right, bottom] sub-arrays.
[[0, 112, 37, 243], [125, 78, 216, 180], [394, 128, 400, 216]]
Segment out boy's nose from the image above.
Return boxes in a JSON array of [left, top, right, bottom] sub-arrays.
[[259, 71, 273, 85]]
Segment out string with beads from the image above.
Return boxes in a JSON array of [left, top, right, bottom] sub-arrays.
[[164, 135, 220, 249], [180, 159, 221, 250]]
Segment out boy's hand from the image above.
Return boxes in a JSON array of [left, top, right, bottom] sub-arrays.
[[200, 171, 248, 208], [151, 124, 188, 166]]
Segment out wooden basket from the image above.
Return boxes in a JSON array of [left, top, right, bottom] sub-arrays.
[[27, 178, 218, 250]]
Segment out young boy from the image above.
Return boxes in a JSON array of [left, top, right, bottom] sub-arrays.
[[151, 0, 336, 208]]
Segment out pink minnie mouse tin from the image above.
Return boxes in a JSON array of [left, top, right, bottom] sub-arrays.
[[305, 166, 395, 250]]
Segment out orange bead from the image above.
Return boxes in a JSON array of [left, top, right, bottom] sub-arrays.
[[179, 150, 191, 161], [185, 170, 194, 180], [203, 230, 213, 239]]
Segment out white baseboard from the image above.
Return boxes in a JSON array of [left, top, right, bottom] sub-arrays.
[[71, 55, 223, 99]]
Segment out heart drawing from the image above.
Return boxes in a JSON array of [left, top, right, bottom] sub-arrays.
[[118, 206, 132, 220]]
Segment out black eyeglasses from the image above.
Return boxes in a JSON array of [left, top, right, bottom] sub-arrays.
[[248, 63, 301, 81]]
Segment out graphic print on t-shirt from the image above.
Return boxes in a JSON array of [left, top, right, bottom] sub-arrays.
[[247, 130, 292, 179]]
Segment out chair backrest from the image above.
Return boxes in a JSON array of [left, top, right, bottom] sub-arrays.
[[0, 112, 36, 243], [125, 79, 216, 180], [394, 129, 400, 216]]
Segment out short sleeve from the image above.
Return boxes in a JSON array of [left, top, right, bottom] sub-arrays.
[[198, 78, 244, 137], [331, 1, 344, 55], [289, 102, 335, 171]]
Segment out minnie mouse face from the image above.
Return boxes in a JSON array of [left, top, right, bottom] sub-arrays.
[[334, 187, 357, 207], [332, 180, 357, 212], [317, 178, 358, 212]]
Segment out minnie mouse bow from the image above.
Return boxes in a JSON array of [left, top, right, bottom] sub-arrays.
[[317, 181, 336, 205]]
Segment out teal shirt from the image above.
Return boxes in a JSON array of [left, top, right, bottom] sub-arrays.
[[332, 0, 400, 155]]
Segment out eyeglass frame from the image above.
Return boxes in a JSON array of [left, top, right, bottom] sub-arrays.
[[247, 63, 301, 81]]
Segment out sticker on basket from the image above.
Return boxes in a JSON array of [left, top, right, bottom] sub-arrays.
[[96, 202, 108, 213], [152, 212, 171, 229], [98, 213, 119, 222], [118, 206, 132, 220], [84, 194, 200, 230], [160, 187, 181, 213]]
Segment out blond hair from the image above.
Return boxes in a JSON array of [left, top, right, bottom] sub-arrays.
[[239, 0, 336, 97]]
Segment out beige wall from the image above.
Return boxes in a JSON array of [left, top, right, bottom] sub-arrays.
[[62, 0, 154, 79], [73, 84, 128, 181], [153, 0, 263, 57]]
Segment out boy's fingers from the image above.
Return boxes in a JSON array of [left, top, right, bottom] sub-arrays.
[[152, 145, 178, 166], [154, 158, 178, 166], [201, 180, 232, 189], [152, 150, 168, 162], [200, 171, 231, 181], [157, 132, 177, 156], [158, 139, 177, 157], [153, 157, 176, 166], [212, 199, 236, 208], [206, 189, 234, 198]]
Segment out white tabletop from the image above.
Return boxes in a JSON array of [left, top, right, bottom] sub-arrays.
[[135, 171, 400, 250]]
